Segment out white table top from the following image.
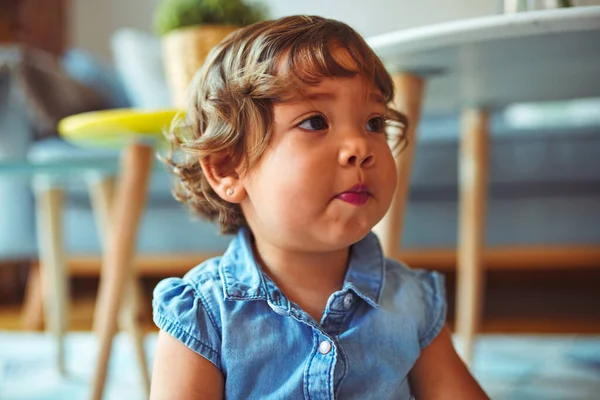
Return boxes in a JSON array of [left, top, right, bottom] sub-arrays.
[[367, 6, 600, 113]]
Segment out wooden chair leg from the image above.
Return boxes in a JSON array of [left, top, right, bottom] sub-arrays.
[[35, 184, 69, 375], [86, 174, 115, 336], [87, 173, 150, 394], [119, 271, 151, 396], [455, 109, 489, 365], [90, 143, 153, 400], [21, 261, 44, 331], [87, 175, 116, 248], [373, 72, 425, 257]]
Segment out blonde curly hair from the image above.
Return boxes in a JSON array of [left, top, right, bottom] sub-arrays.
[[163, 15, 408, 235]]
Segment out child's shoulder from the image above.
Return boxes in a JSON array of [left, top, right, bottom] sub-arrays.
[[382, 258, 447, 348], [152, 257, 226, 369], [384, 257, 445, 293], [183, 256, 225, 288], [152, 257, 223, 327], [154, 255, 224, 295]]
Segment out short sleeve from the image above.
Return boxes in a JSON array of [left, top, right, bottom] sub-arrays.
[[413, 270, 447, 349], [152, 277, 222, 369]]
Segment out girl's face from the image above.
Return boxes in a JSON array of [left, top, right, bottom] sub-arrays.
[[238, 68, 398, 254]]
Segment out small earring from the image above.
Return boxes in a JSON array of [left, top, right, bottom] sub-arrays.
[[226, 188, 234, 197]]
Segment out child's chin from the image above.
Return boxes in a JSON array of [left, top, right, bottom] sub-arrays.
[[330, 226, 374, 248]]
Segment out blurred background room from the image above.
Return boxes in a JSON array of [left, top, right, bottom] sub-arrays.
[[0, 0, 599, 399]]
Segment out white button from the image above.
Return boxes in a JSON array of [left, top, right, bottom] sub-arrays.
[[319, 340, 332, 354], [343, 293, 354, 309]]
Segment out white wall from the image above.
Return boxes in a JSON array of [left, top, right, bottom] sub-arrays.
[[259, 0, 502, 37], [69, 0, 161, 61], [69, 0, 508, 61], [73, 0, 600, 62], [70, 0, 505, 61]]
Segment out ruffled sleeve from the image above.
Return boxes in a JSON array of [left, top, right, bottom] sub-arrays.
[[413, 270, 447, 349], [152, 277, 222, 369]]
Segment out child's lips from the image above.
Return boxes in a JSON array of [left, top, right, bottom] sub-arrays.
[[336, 192, 370, 205], [336, 184, 371, 205]]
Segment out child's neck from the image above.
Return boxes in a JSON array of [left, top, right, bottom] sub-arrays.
[[252, 238, 349, 323]]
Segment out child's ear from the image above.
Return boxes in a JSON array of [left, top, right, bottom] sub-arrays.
[[200, 155, 246, 204]]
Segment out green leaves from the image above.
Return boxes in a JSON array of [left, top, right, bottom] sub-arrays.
[[154, 0, 269, 36]]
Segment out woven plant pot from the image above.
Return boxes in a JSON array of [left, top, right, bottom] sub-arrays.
[[163, 25, 238, 109]]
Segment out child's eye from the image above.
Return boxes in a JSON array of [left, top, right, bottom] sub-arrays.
[[298, 115, 329, 131], [366, 116, 386, 133]]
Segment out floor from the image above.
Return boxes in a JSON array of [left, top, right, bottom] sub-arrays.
[[4, 268, 600, 334], [0, 331, 599, 400], [1, 268, 599, 399]]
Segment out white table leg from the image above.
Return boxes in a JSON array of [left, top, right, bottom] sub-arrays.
[[373, 73, 424, 257], [456, 108, 489, 365], [34, 181, 69, 375]]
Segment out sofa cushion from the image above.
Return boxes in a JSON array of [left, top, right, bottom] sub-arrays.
[[62, 48, 130, 109], [27, 138, 179, 205], [1, 45, 114, 141], [401, 195, 600, 248], [63, 205, 232, 254], [27, 138, 119, 163], [411, 118, 600, 193], [110, 29, 172, 110], [0, 82, 37, 258]]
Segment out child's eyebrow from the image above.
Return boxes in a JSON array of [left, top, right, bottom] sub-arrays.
[[369, 93, 385, 104], [303, 92, 336, 101], [301, 91, 385, 104]]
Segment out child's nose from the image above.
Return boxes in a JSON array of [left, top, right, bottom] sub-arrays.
[[339, 136, 374, 168]]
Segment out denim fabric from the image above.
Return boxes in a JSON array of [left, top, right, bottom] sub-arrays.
[[153, 229, 446, 399]]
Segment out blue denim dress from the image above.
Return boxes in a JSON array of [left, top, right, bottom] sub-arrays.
[[153, 229, 446, 399]]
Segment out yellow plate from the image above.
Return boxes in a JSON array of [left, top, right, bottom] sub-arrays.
[[58, 108, 182, 140]]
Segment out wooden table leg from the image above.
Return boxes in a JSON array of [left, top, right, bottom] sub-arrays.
[[34, 183, 69, 375], [21, 261, 44, 331], [90, 143, 153, 400], [456, 109, 489, 365], [373, 72, 424, 257]]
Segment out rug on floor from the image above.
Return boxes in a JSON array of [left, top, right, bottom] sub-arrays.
[[0, 332, 599, 400]]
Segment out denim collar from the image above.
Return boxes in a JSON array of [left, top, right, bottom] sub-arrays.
[[219, 228, 385, 309]]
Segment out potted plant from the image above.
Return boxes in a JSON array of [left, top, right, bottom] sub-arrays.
[[155, 0, 268, 108]]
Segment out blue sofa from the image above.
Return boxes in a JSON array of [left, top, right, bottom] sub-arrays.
[[1, 29, 599, 265]]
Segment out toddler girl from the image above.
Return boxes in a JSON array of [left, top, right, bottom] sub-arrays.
[[151, 15, 488, 400]]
